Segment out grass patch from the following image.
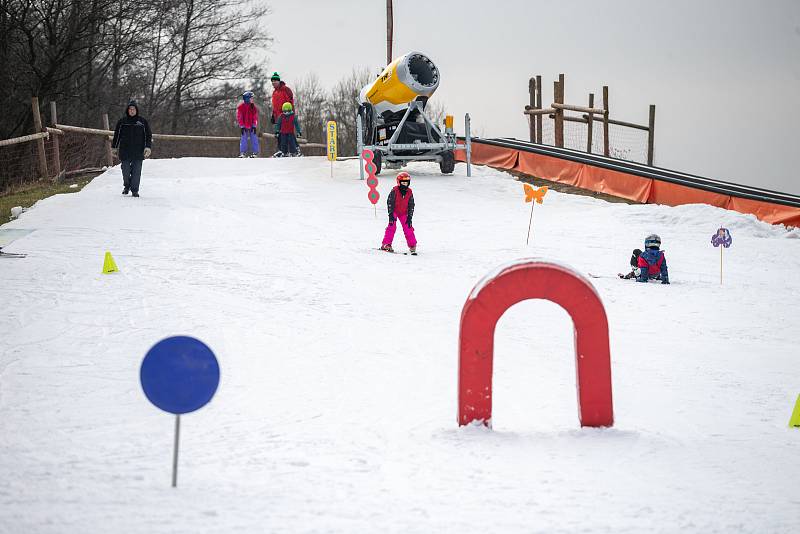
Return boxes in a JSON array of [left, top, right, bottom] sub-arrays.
[[0, 174, 98, 224]]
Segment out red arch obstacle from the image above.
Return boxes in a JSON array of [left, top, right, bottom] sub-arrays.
[[458, 260, 614, 428]]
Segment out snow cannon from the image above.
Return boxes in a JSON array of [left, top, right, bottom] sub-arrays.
[[357, 52, 471, 176], [359, 52, 440, 116]]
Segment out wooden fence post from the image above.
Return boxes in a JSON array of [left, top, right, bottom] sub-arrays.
[[528, 77, 536, 143], [602, 86, 610, 157], [587, 93, 594, 153], [31, 97, 49, 179], [102, 114, 114, 167], [49, 101, 61, 178], [554, 73, 564, 148], [535, 75, 543, 143], [647, 104, 656, 166]]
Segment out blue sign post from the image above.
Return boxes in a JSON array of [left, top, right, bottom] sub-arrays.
[[140, 336, 220, 487]]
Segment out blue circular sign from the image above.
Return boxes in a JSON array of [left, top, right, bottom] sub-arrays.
[[140, 336, 220, 414]]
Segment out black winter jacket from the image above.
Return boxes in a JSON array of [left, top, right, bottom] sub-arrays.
[[112, 105, 152, 161]]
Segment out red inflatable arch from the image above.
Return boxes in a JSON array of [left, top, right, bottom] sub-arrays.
[[458, 260, 614, 428]]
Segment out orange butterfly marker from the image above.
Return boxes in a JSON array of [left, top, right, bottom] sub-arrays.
[[523, 183, 548, 245]]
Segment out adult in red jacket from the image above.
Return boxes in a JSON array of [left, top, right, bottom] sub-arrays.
[[270, 72, 294, 124]]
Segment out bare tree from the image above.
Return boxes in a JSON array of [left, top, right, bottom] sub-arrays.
[[328, 67, 372, 156], [167, 0, 271, 133], [0, 0, 119, 135], [294, 73, 327, 144]]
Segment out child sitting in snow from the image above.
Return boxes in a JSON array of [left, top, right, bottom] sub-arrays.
[[274, 102, 302, 157], [636, 234, 670, 284], [380, 171, 417, 254]]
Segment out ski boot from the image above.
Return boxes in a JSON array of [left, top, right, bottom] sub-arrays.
[[380, 244, 394, 253], [273, 151, 284, 158], [409, 246, 417, 256], [122, 187, 129, 195], [249, 153, 258, 158], [239, 153, 247, 158]]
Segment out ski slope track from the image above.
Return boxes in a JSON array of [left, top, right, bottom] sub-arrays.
[[1, 157, 798, 533]]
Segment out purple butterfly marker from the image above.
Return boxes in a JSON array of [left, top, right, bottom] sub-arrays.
[[711, 227, 733, 248], [711, 227, 732, 284]]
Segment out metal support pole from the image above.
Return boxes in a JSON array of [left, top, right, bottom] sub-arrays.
[[386, 0, 394, 65], [172, 414, 180, 488], [357, 112, 365, 180], [465, 113, 472, 177]]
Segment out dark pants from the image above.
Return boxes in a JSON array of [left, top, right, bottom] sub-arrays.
[[121, 159, 143, 193], [278, 133, 298, 155]]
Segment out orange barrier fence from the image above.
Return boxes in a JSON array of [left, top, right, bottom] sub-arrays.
[[456, 141, 800, 227]]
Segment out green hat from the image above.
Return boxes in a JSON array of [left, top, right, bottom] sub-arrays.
[[282, 102, 293, 112], [271, 72, 281, 81]]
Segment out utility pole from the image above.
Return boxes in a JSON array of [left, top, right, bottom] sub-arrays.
[[386, 0, 393, 65]]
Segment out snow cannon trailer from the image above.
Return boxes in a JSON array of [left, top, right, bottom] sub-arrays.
[[357, 52, 471, 177]]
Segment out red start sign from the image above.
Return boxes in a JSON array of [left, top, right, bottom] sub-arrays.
[[458, 260, 614, 428]]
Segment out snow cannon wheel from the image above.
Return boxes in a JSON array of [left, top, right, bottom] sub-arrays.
[[439, 150, 455, 174]]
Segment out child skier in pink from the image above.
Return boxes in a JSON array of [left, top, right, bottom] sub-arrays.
[[237, 91, 259, 157], [380, 171, 417, 254]]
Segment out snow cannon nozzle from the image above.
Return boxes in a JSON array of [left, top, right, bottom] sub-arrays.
[[359, 52, 440, 116]]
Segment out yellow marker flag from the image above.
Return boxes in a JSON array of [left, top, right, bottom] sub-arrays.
[[790, 394, 800, 428], [102, 251, 119, 274], [326, 121, 337, 161]]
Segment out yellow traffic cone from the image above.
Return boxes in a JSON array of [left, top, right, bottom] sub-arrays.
[[102, 251, 119, 274], [790, 394, 800, 428]]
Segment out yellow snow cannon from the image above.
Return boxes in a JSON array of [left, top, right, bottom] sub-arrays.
[[357, 52, 471, 176], [359, 52, 440, 115]]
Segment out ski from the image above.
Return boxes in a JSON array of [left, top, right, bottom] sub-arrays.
[[376, 248, 416, 256], [0, 249, 26, 258]]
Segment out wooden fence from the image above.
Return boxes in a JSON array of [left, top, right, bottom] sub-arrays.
[[0, 98, 327, 191], [524, 74, 656, 166]]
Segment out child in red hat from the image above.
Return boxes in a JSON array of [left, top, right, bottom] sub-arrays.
[[380, 172, 417, 254]]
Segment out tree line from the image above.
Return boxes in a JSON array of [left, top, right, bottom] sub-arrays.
[[0, 0, 270, 138], [0, 1, 448, 156]]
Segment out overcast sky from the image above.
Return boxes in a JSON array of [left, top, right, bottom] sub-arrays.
[[264, 0, 800, 194]]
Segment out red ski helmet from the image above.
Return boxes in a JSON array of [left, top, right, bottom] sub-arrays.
[[396, 172, 411, 185]]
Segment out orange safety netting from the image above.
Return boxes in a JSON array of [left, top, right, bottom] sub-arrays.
[[456, 143, 800, 227]]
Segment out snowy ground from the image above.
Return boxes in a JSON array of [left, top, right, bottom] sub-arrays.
[[1, 157, 799, 533]]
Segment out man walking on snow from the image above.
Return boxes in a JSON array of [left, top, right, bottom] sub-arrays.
[[112, 100, 152, 197], [270, 72, 294, 124]]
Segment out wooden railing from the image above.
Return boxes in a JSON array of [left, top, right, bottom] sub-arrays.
[[524, 74, 656, 166]]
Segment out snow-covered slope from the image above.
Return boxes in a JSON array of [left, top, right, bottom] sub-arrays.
[[1, 157, 798, 533]]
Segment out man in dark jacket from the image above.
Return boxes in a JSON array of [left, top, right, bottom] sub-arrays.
[[112, 100, 152, 197]]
